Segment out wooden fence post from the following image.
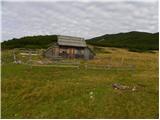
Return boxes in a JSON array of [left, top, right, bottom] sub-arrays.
[[121, 57, 124, 66], [13, 50, 17, 63], [77, 62, 80, 69], [29, 50, 32, 68]]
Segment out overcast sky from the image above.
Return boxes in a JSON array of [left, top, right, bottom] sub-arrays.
[[1, 0, 159, 41]]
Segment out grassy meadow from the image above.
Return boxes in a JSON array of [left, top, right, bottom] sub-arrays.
[[1, 47, 159, 118]]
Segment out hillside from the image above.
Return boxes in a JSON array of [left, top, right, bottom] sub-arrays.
[[86, 31, 159, 52], [1, 31, 159, 51], [1, 35, 57, 49]]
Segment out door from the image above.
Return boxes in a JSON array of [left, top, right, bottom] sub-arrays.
[[69, 48, 75, 58]]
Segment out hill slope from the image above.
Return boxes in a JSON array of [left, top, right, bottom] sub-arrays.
[[1, 31, 159, 51], [1, 35, 57, 49], [86, 31, 159, 51]]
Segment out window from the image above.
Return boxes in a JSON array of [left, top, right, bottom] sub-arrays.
[[60, 48, 67, 54]]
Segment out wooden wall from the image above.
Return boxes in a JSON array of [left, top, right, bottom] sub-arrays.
[[44, 45, 94, 60]]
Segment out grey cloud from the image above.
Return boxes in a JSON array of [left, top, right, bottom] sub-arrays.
[[1, 0, 159, 41]]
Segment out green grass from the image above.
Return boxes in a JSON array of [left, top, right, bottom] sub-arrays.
[[1, 47, 159, 118]]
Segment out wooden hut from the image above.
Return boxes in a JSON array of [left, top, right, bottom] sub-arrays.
[[44, 35, 95, 60]]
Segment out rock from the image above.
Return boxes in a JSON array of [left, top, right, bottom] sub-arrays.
[[36, 60, 43, 64], [14, 60, 22, 64], [112, 83, 129, 90], [112, 83, 139, 92], [132, 86, 136, 91], [90, 95, 93, 99], [89, 91, 93, 95]]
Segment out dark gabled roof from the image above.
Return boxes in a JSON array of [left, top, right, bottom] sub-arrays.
[[57, 35, 87, 47]]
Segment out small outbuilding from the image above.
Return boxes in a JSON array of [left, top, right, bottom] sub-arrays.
[[44, 35, 95, 60]]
